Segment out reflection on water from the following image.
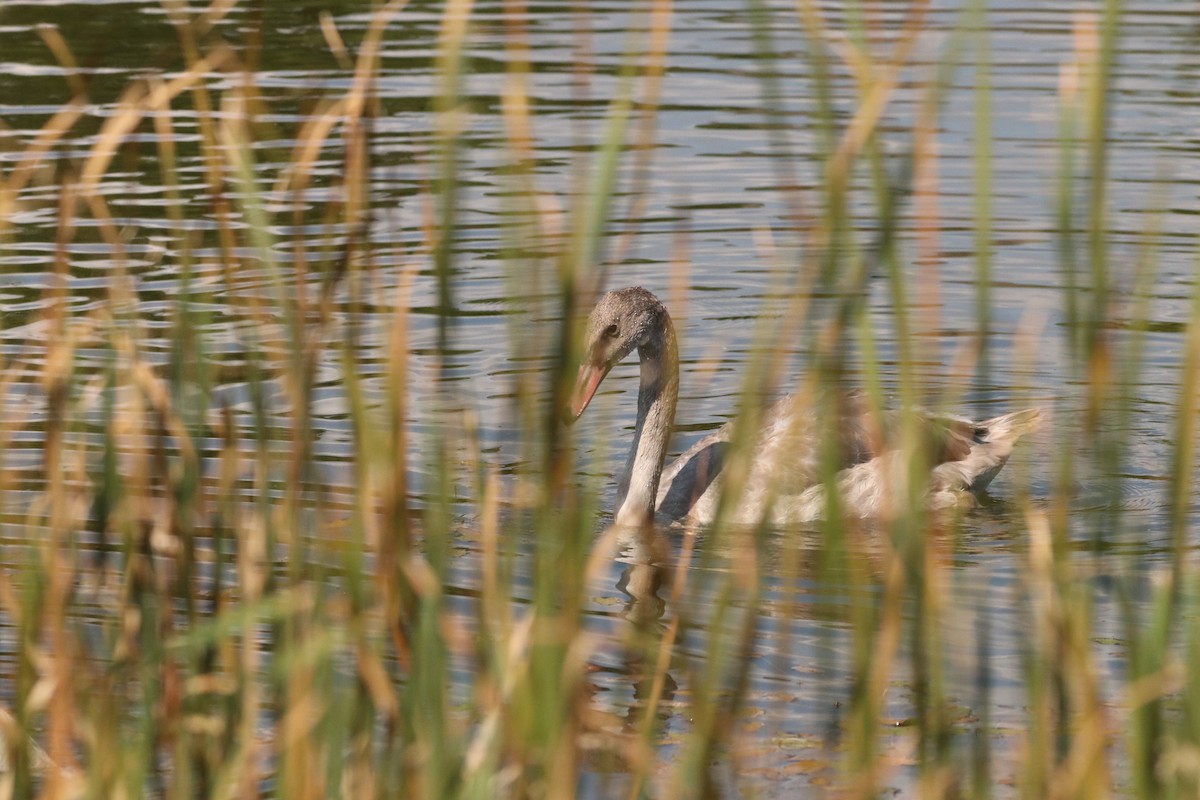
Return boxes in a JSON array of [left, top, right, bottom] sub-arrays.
[[2, 0, 1199, 794]]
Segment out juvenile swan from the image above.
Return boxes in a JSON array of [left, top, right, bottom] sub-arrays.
[[566, 287, 1039, 527]]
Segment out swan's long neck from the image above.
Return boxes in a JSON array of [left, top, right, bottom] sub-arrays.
[[614, 319, 678, 527]]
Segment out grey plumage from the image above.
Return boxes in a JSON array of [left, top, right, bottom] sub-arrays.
[[568, 287, 1039, 527]]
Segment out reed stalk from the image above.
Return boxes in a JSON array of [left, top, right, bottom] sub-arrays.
[[0, 0, 1192, 797]]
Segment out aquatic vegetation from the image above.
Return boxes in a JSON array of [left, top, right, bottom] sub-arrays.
[[0, 1, 1196, 798]]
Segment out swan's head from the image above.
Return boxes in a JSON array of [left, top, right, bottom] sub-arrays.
[[567, 286, 669, 421]]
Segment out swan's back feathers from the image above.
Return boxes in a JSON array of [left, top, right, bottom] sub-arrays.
[[655, 399, 1041, 526]]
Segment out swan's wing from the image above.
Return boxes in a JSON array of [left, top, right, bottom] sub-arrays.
[[666, 392, 861, 521], [755, 391, 885, 488], [656, 427, 730, 523], [654, 392, 820, 524]]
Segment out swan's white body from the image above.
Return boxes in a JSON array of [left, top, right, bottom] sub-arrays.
[[568, 287, 1039, 527]]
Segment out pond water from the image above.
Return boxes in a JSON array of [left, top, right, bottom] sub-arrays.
[[2, 0, 1200, 795]]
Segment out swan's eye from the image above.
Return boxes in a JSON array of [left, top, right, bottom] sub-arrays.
[[603, 324, 619, 339]]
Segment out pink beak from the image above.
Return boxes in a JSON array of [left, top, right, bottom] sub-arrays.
[[568, 362, 609, 420]]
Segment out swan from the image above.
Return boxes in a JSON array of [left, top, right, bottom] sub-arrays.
[[566, 286, 1040, 527]]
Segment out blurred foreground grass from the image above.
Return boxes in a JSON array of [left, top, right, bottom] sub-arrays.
[[0, 1, 1196, 798]]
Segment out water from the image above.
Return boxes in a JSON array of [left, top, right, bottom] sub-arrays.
[[2, 0, 1200, 794]]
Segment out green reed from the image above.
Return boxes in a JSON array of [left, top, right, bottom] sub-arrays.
[[0, 0, 1197, 797]]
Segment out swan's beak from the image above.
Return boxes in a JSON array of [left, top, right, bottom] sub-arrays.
[[567, 362, 608, 421]]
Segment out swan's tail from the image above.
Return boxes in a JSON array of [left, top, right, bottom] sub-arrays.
[[932, 408, 1041, 494], [981, 407, 1042, 440]]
